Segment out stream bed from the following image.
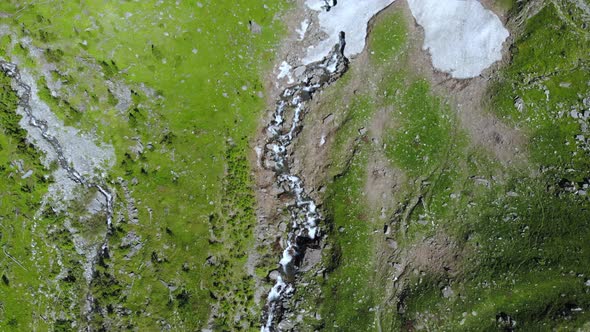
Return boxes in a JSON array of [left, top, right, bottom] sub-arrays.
[[260, 33, 348, 332]]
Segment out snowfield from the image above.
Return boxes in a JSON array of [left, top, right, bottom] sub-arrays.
[[407, 0, 509, 79], [303, 0, 395, 64]]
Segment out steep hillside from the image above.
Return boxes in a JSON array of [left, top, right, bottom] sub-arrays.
[[264, 0, 590, 330], [0, 0, 589, 331]]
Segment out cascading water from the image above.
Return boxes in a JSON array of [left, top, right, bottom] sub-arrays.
[[260, 33, 348, 332]]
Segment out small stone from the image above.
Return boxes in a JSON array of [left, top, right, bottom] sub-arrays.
[[301, 248, 322, 272], [293, 66, 306, 78], [514, 96, 525, 112], [268, 270, 280, 281], [21, 170, 33, 179], [248, 20, 262, 34], [386, 239, 398, 250], [442, 286, 454, 298], [278, 222, 287, 232], [278, 319, 295, 330]]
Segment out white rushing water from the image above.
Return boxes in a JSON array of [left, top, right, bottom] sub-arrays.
[[407, 0, 509, 78], [261, 33, 348, 332], [263, 1, 398, 329]]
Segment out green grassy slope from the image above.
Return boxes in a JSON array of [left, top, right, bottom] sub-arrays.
[[304, 2, 590, 330], [0, 1, 286, 330]]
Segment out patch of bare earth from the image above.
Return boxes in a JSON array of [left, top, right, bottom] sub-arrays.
[[399, 0, 527, 167], [250, 0, 527, 325]]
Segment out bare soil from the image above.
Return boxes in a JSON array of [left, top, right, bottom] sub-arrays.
[[249, 0, 527, 315], [399, 0, 528, 167]]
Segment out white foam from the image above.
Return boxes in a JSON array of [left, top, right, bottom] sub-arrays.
[[303, 0, 395, 64], [407, 0, 509, 79]]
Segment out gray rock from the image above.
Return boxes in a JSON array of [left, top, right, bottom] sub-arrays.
[[442, 286, 454, 298], [301, 248, 322, 272], [293, 66, 306, 78], [21, 170, 33, 179], [268, 270, 280, 281], [249, 20, 262, 34], [386, 238, 398, 250], [322, 113, 334, 125], [278, 319, 295, 330], [514, 96, 525, 112]]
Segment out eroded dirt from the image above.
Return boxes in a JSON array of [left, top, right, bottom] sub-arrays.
[[400, 0, 528, 167], [251, 0, 528, 329]]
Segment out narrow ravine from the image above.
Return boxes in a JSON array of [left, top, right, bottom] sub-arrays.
[[0, 60, 115, 325], [260, 33, 348, 331], [0, 60, 115, 229]]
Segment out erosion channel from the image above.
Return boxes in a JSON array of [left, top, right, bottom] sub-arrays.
[[259, 31, 348, 331]]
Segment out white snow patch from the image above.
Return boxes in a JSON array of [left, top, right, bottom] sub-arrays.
[[303, 0, 395, 64], [407, 0, 509, 79], [305, 0, 327, 11], [277, 61, 294, 84], [296, 19, 310, 41]]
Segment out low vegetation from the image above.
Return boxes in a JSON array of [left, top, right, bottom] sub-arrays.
[[303, 2, 590, 330]]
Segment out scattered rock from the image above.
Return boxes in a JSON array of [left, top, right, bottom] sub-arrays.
[[268, 270, 280, 281], [386, 238, 398, 250], [249, 20, 262, 34], [322, 113, 334, 125], [442, 286, 454, 299], [511, 94, 527, 111], [471, 176, 490, 187], [496, 312, 517, 330], [278, 319, 295, 330], [293, 66, 306, 78], [301, 248, 322, 272], [21, 169, 33, 179], [206, 255, 218, 266]]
